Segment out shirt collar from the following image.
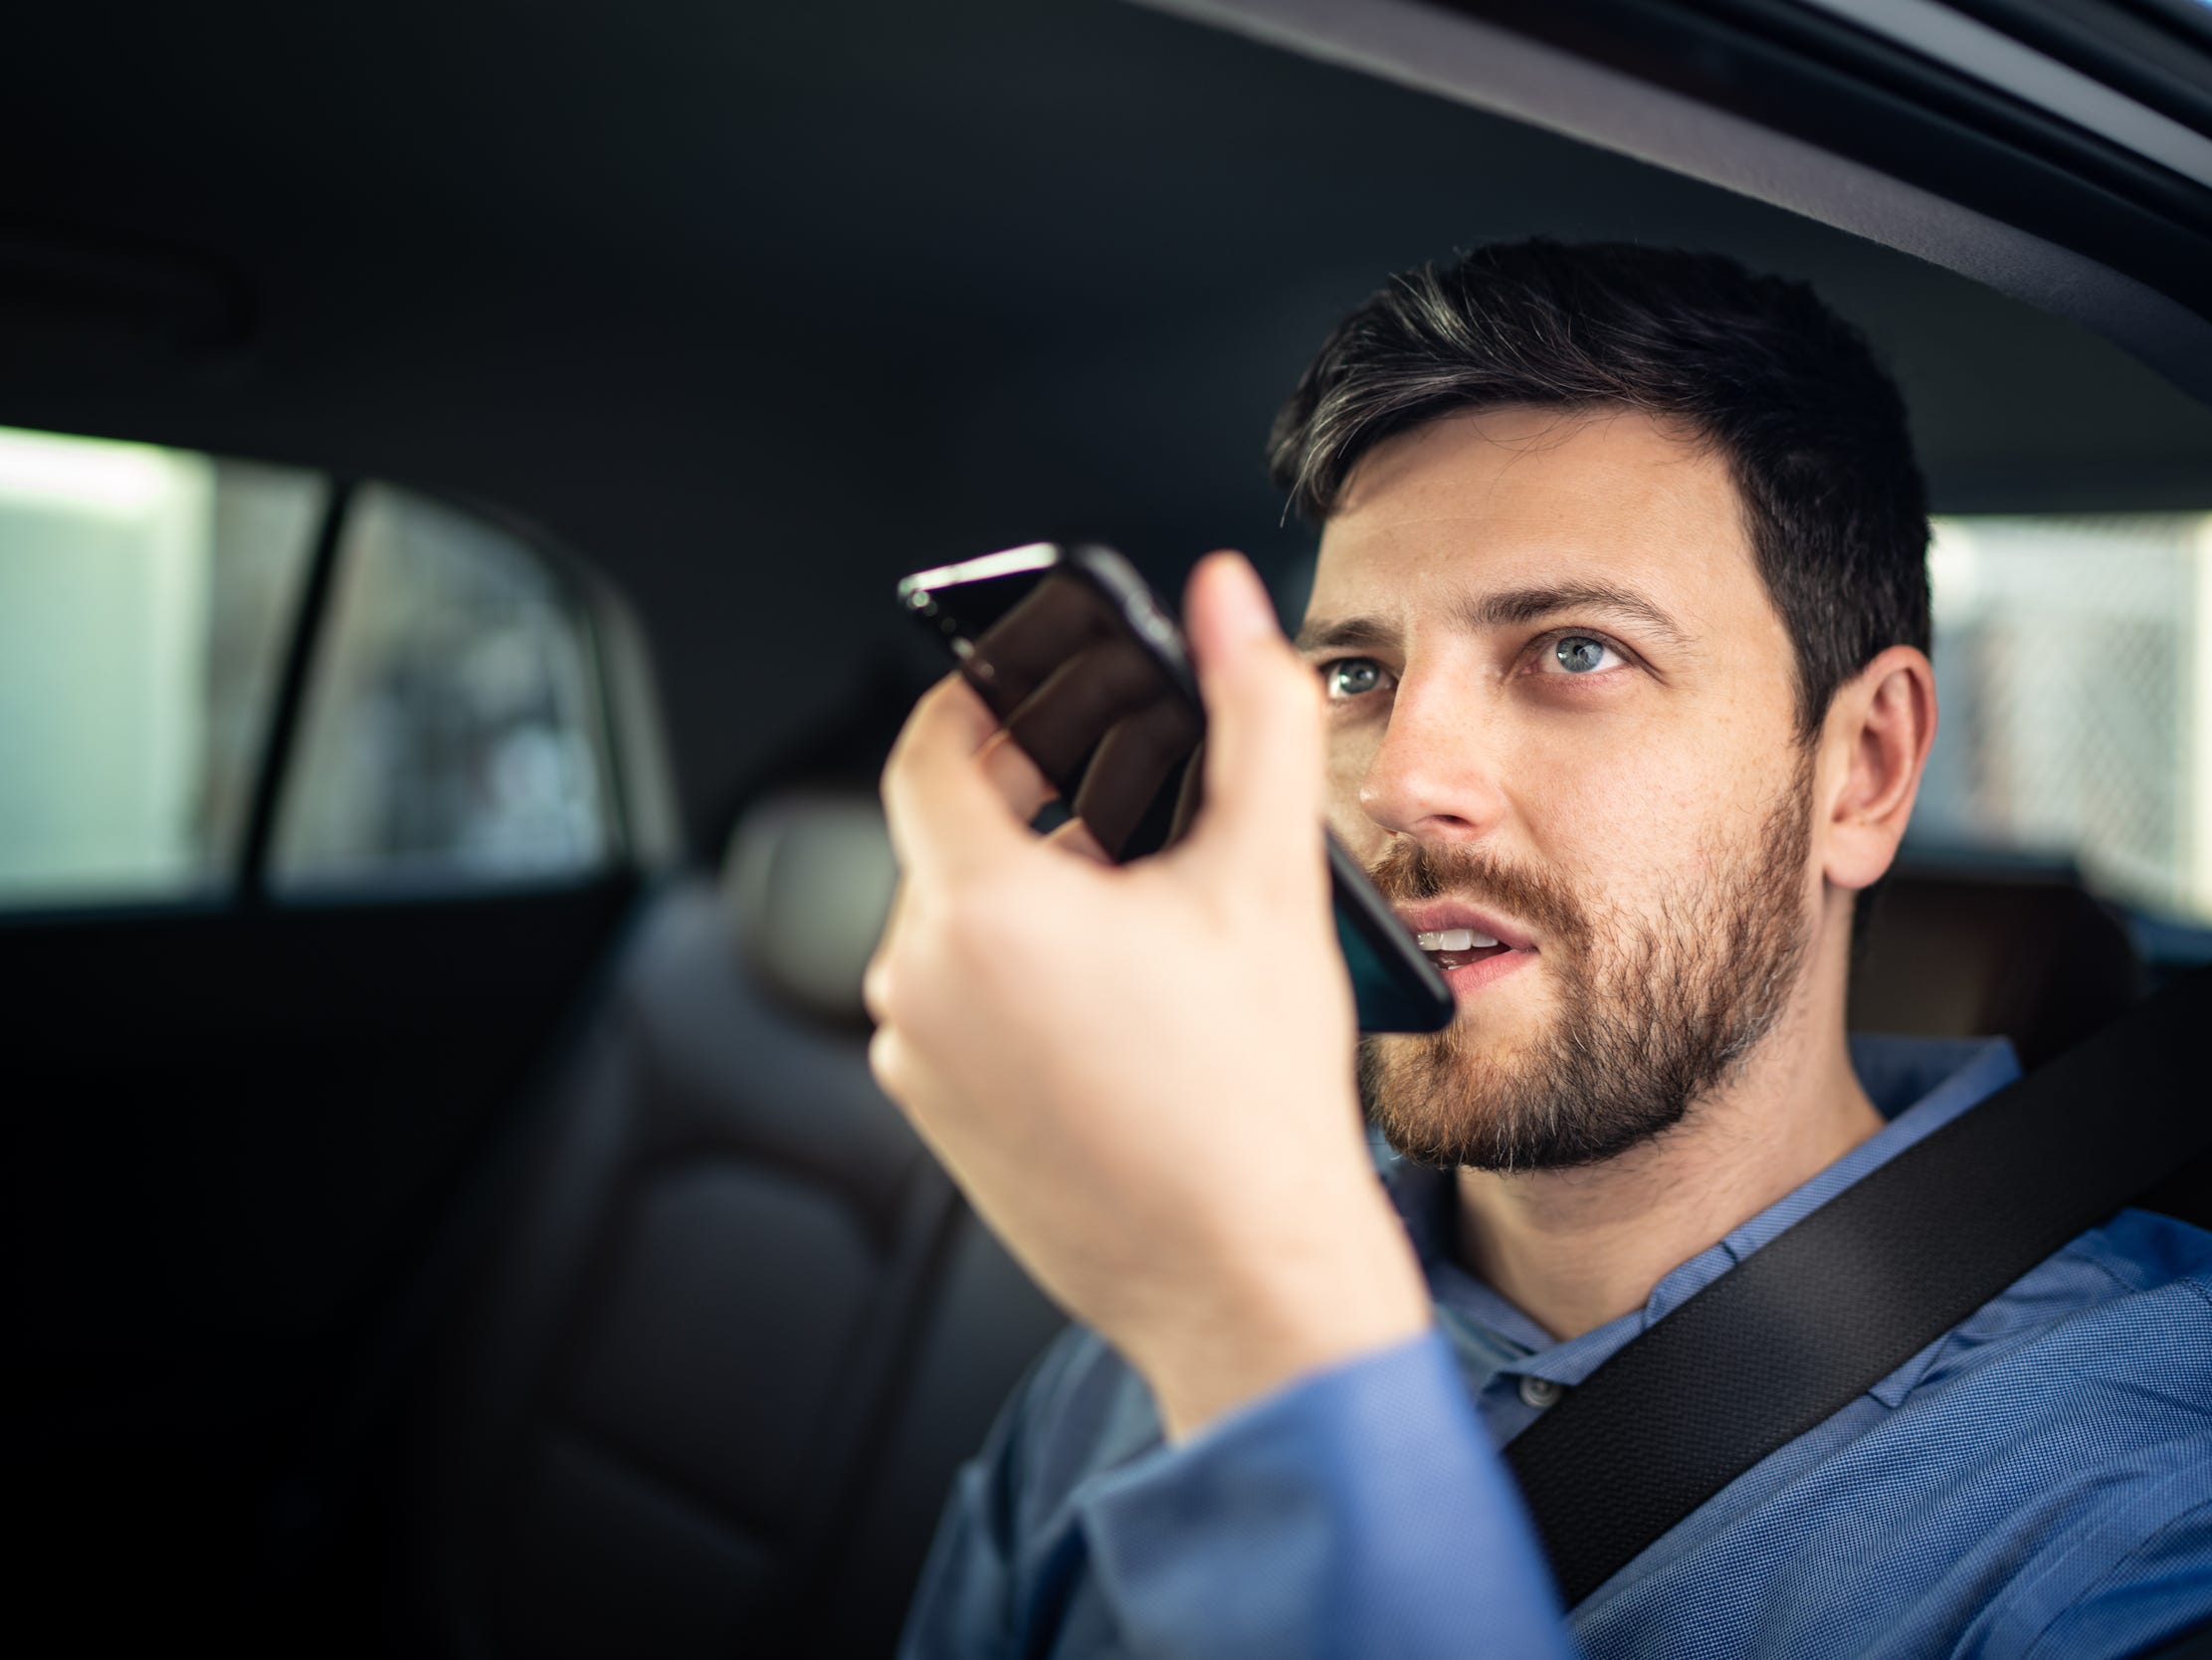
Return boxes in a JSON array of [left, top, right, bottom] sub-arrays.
[[1378, 1034, 2023, 1383]]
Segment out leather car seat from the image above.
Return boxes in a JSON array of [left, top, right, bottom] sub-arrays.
[[408, 791, 1064, 1660], [1847, 860, 2145, 1068]]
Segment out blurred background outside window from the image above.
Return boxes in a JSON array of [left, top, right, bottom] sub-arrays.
[[1913, 514, 2212, 925], [0, 425, 316, 903], [0, 424, 612, 907], [274, 485, 612, 890]]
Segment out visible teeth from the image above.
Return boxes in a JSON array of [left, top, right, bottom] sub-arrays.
[[1415, 929, 1501, 951]]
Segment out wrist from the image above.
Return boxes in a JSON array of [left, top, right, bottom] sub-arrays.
[[1135, 1184, 1433, 1442]]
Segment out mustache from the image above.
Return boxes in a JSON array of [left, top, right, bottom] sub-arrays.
[[1364, 839, 1589, 945]]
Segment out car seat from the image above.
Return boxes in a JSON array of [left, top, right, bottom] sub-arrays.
[[1848, 860, 2145, 1067], [404, 790, 1065, 1659]]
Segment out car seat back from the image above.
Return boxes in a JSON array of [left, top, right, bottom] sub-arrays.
[[1849, 861, 2207, 1226], [1848, 862, 2144, 1068], [410, 790, 1063, 1659]]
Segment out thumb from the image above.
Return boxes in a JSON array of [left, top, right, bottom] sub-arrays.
[[1177, 551, 1328, 891]]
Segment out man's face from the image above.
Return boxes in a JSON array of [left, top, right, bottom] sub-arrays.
[[1300, 405, 1820, 1170]]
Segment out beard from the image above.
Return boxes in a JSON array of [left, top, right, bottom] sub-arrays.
[[1359, 749, 1816, 1173]]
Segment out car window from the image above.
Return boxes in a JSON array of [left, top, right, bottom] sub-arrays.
[[0, 425, 618, 909], [0, 423, 320, 905], [1912, 512, 2212, 924], [273, 485, 614, 890]]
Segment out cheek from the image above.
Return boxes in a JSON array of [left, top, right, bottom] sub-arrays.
[[1512, 734, 1734, 894], [1323, 726, 1384, 849]]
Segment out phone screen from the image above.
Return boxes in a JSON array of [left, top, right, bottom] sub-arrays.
[[922, 558, 1205, 861]]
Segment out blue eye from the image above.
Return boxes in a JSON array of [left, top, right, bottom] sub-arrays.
[[1323, 658, 1386, 699], [1553, 636, 1616, 674]]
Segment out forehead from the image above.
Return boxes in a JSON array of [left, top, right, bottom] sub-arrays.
[[1307, 405, 1769, 636]]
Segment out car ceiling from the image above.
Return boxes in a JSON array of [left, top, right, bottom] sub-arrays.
[[4, 0, 2210, 843]]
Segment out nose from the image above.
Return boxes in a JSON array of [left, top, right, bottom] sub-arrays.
[[1357, 671, 1507, 844]]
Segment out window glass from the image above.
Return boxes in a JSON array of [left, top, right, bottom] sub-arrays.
[[273, 486, 613, 888], [0, 424, 320, 905], [1912, 514, 2212, 923]]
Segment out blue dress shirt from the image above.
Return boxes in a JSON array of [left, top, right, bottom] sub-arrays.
[[900, 1037, 2212, 1658]]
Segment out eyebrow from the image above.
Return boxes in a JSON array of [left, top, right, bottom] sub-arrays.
[[1296, 581, 1693, 653]]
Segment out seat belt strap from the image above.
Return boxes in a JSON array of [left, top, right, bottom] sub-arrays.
[[1502, 966, 2212, 1609]]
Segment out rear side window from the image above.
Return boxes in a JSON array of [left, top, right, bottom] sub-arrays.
[[0, 426, 319, 904], [0, 424, 621, 909], [275, 486, 612, 890], [1912, 513, 2212, 924]]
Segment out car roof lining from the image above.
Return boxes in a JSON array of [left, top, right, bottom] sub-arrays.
[[1801, 0, 2212, 190], [1147, 0, 2212, 403]]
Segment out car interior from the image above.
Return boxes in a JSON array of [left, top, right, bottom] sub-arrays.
[[4, 1, 2210, 1654]]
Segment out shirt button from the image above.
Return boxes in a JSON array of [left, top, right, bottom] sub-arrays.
[[1518, 1375, 1565, 1409]]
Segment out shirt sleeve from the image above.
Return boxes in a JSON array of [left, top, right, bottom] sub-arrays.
[[1073, 1327, 1579, 1660], [2015, 1490, 2212, 1660], [896, 1340, 1055, 1660]]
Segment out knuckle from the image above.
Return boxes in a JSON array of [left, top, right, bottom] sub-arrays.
[[862, 931, 935, 1032], [862, 913, 927, 1028], [879, 738, 912, 803], [865, 864, 1046, 1022], [866, 1025, 915, 1110], [860, 951, 895, 1026]]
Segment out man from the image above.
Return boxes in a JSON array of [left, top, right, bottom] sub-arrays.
[[864, 242, 2212, 1657]]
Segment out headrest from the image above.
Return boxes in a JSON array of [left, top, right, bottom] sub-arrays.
[[722, 790, 898, 1030], [1847, 863, 2143, 1068]]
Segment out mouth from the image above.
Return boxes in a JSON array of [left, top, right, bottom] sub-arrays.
[[1414, 930, 1515, 972], [1395, 902, 1536, 987]]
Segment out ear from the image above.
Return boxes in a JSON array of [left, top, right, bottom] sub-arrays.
[[1819, 645, 1937, 897]]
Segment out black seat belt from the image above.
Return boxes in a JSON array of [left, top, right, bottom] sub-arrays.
[[1502, 966, 2212, 1612]]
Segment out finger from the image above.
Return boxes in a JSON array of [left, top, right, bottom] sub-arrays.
[[867, 1023, 928, 1122], [860, 876, 907, 1027], [976, 729, 1061, 826], [969, 569, 1112, 708], [1175, 552, 1328, 894], [1069, 699, 1201, 859], [1005, 638, 1158, 784], [1042, 814, 1113, 867], [1164, 734, 1206, 845], [881, 673, 1036, 880]]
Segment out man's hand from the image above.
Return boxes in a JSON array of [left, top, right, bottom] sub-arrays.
[[864, 551, 1431, 1440]]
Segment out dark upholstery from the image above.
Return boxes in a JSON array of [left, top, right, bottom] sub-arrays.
[[1848, 863, 2145, 1069], [1849, 863, 2207, 1228], [412, 794, 1063, 1659]]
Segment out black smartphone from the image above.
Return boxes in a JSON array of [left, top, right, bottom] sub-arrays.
[[897, 541, 1453, 1034]]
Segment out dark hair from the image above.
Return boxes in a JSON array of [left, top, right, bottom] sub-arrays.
[[1267, 240, 1930, 738]]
